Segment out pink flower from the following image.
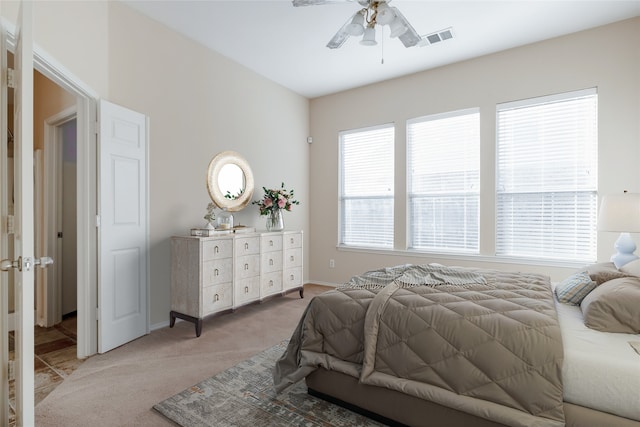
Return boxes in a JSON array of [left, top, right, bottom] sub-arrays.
[[277, 195, 286, 209], [264, 198, 273, 208]]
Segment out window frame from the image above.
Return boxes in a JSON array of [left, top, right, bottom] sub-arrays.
[[338, 123, 395, 249], [495, 88, 598, 263], [406, 108, 481, 254]]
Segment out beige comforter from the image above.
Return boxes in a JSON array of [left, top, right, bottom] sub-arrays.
[[274, 264, 565, 427]]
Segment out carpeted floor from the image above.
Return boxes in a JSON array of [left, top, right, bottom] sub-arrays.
[[34, 284, 331, 426], [154, 340, 383, 426]]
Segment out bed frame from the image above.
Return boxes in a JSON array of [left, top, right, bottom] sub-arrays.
[[306, 368, 640, 427]]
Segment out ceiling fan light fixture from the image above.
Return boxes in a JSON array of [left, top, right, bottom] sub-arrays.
[[375, 2, 395, 25], [345, 10, 365, 36], [389, 16, 408, 38], [360, 25, 377, 46]]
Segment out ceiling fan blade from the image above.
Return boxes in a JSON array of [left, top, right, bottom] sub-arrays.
[[292, 0, 344, 6], [391, 7, 421, 47], [326, 13, 357, 49]]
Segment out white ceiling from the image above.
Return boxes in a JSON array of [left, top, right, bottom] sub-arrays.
[[122, 0, 640, 99]]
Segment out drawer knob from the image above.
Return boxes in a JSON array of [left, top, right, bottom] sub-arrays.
[[244, 263, 249, 270], [269, 259, 274, 266], [269, 280, 273, 287], [244, 242, 249, 250], [290, 255, 294, 262], [245, 286, 249, 294], [290, 274, 294, 281], [290, 238, 294, 244], [214, 294, 219, 302], [214, 246, 219, 254], [214, 268, 219, 276]]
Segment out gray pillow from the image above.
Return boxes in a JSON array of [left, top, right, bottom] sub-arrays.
[[580, 277, 640, 333], [583, 262, 629, 285]]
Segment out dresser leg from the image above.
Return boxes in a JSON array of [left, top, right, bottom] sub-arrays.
[[169, 310, 203, 337], [299, 287, 304, 298]]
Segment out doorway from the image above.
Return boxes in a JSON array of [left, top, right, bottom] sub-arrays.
[[3, 42, 99, 359], [41, 106, 78, 328]]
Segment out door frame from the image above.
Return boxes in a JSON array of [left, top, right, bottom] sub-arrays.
[[4, 23, 99, 358], [42, 106, 77, 327]]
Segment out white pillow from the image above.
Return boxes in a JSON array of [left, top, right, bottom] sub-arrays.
[[619, 258, 640, 277]]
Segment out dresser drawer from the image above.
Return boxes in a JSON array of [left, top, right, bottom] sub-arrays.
[[235, 276, 261, 305], [202, 258, 233, 286], [284, 233, 302, 250], [202, 283, 233, 314], [261, 251, 283, 273], [235, 236, 260, 257], [202, 239, 233, 261], [261, 235, 283, 252], [284, 248, 302, 269], [235, 254, 260, 279], [284, 267, 302, 290], [261, 271, 283, 296]]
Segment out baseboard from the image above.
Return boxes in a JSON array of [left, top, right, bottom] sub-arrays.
[[307, 281, 338, 288], [150, 319, 171, 331]]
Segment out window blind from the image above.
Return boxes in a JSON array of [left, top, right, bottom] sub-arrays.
[[496, 88, 598, 262], [407, 109, 480, 253], [339, 124, 394, 248]]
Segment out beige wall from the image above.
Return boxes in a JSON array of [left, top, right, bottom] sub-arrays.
[[2, 1, 310, 327], [106, 2, 310, 326], [34, 70, 76, 150], [308, 17, 640, 285]]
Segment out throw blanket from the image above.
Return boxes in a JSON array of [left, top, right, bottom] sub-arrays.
[[274, 264, 565, 427]]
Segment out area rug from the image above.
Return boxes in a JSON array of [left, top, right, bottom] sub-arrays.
[[153, 340, 384, 426]]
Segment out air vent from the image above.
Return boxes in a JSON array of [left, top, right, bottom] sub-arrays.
[[418, 27, 454, 47]]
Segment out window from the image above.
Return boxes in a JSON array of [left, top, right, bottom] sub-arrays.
[[407, 109, 480, 253], [496, 88, 598, 262], [339, 124, 394, 248]]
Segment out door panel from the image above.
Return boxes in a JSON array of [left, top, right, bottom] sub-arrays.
[[98, 100, 148, 353], [1, 2, 9, 423], [13, 1, 36, 425]]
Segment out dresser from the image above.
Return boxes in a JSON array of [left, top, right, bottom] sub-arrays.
[[170, 231, 303, 336]]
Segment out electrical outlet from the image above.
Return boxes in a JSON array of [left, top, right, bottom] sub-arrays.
[[329, 259, 335, 268]]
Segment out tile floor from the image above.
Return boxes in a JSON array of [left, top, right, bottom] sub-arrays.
[[8, 315, 84, 426]]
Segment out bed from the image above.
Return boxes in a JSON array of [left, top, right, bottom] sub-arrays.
[[274, 263, 640, 427]]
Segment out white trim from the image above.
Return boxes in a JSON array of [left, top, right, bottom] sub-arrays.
[[43, 107, 77, 328], [496, 87, 598, 111], [32, 47, 98, 359], [336, 245, 587, 270]]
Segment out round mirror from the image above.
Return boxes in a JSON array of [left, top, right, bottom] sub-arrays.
[[206, 151, 254, 212]]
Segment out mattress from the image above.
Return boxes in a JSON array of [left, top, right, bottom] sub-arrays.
[[554, 290, 640, 421]]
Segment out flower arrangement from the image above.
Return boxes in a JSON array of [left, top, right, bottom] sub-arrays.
[[204, 202, 216, 223], [252, 182, 300, 216]]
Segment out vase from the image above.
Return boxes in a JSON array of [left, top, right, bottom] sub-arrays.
[[266, 209, 284, 231]]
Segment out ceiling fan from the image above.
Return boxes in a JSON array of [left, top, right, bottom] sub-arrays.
[[292, 0, 422, 49]]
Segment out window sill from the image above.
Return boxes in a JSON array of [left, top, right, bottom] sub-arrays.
[[336, 245, 590, 270]]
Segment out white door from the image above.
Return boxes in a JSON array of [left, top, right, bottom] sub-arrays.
[[0, 1, 36, 425], [0, 3, 9, 424], [98, 100, 148, 353]]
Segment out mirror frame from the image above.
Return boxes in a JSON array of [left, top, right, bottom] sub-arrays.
[[206, 151, 254, 212]]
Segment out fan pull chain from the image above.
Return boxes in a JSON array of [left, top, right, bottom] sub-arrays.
[[381, 26, 385, 64]]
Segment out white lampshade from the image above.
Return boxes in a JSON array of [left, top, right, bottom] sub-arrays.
[[389, 16, 408, 38], [360, 26, 377, 46], [346, 12, 365, 36], [597, 192, 640, 232], [375, 2, 396, 25], [598, 191, 640, 268]]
